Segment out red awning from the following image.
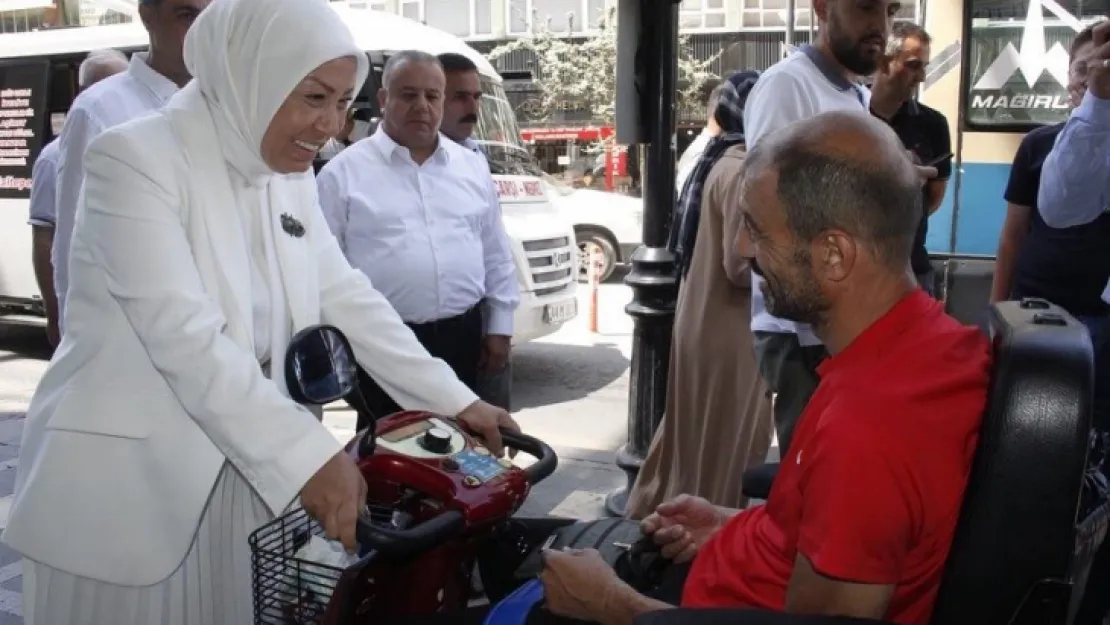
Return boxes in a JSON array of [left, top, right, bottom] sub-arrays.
[[521, 126, 615, 142]]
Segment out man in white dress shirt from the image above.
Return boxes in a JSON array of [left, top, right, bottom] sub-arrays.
[[437, 52, 515, 410], [438, 53, 484, 153], [317, 50, 519, 429], [29, 50, 128, 347], [28, 140, 59, 345], [52, 0, 210, 337]]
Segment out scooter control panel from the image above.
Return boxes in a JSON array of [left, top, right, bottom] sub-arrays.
[[377, 417, 466, 459], [454, 448, 512, 484], [374, 415, 512, 483]]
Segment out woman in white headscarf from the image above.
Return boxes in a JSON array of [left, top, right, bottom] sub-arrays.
[[2, 0, 518, 622]]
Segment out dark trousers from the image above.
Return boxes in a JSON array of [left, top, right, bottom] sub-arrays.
[[752, 331, 828, 455], [398, 517, 692, 625], [477, 360, 513, 411], [356, 303, 484, 431], [1074, 314, 1110, 625]]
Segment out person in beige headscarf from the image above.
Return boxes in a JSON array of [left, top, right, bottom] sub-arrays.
[[627, 71, 773, 519]]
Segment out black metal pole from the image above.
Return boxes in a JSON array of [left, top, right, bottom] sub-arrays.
[[605, 0, 680, 518]]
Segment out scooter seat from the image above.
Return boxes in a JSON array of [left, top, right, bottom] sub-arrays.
[[483, 578, 544, 625]]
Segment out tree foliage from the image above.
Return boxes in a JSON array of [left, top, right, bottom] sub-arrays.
[[487, 8, 719, 128]]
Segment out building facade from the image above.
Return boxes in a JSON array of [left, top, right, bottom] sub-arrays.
[[0, 0, 916, 183], [337, 0, 919, 184]]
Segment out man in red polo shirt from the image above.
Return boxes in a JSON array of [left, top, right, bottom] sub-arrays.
[[535, 110, 991, 625]]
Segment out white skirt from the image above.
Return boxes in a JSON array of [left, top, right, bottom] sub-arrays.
[[23, 462, 272, 625]]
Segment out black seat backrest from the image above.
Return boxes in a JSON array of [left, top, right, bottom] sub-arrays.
[[932, 299, 1094, 625]]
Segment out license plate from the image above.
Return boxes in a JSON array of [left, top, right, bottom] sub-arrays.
[[543, 300, 578, 324]]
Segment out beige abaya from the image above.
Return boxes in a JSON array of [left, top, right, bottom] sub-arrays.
[[626, 145, 774, 519]]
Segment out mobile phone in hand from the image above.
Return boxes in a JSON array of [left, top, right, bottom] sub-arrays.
[[924, 152, 954, 167]]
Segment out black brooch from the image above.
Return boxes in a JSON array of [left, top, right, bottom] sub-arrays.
[[280, 213, 305, 238]]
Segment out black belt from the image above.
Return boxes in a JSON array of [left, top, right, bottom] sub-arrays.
[[406, 301, 483, 334]]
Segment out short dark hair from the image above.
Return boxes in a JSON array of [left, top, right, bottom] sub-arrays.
[[438, 52, 478, 74], [746, 136, 922, 269], [1071, 23, 1097, 59], [886, 21, 931, 56]]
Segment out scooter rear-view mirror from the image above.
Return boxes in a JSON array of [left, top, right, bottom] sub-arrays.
[[285, 324, 378, 458], [285, 324, 359, 406]]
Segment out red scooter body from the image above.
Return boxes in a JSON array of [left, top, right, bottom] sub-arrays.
[[321, 411, 540, 623]]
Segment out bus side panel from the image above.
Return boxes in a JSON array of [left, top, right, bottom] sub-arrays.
[[0, 203, 37, 304], [951, 132, 1023, 254], [925, 184, 957, 254], [0, 59, 52, 314], [951, 161, 1010, 254]]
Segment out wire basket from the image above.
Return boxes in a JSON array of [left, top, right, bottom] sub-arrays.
[[250, 505, 394, 625]]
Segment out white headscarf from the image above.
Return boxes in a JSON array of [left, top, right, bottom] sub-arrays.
[[183, 0, 369, 182]]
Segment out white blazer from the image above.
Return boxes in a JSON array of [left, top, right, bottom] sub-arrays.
[[2, 83, 478, 587]]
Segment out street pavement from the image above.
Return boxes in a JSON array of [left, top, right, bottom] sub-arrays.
[[0, 274, 646, 622]]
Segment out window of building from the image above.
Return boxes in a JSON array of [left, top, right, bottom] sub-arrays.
[[416, 0, 494, 36], [680, 0, 728, 30], [400, 0, 421, 21], [964, 0, 1107, 128], [424, 0, 470, 35], [0, 8, 45, 32], [739, 0, 915, 30], [336, 0, 388, 9], [508, 0, 606, 34], [475, 0, 493, 34]]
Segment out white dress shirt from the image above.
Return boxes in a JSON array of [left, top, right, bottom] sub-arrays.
[[316, 127, 519, 335], [53, 52, 179, 327], [27, 138, 59, 228], [676, 129, 711, 194], [318, 138, 346, 161]]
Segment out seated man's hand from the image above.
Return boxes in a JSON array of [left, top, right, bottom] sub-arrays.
[[640, 495, 725, 564], [541, 548, 632, 622]]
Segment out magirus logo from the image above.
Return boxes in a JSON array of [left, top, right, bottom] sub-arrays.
[[970, 0, 1084, 111]]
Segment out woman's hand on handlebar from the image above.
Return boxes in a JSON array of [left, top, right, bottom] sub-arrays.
[[301, 451, 367, 551], [455, 400, 521, 457]]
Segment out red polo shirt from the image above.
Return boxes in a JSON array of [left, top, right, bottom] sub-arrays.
[[681, 290, 991, 625]]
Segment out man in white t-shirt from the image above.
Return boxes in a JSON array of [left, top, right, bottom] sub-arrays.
[[52, 0, 210, 338], [743, 0, 934, 453]]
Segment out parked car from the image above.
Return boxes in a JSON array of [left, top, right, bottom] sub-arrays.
[[542, 175, 643, 282]]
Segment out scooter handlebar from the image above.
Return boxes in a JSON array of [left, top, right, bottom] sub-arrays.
[[356, 509, 465, 558], [500, 428, 558, 485]]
